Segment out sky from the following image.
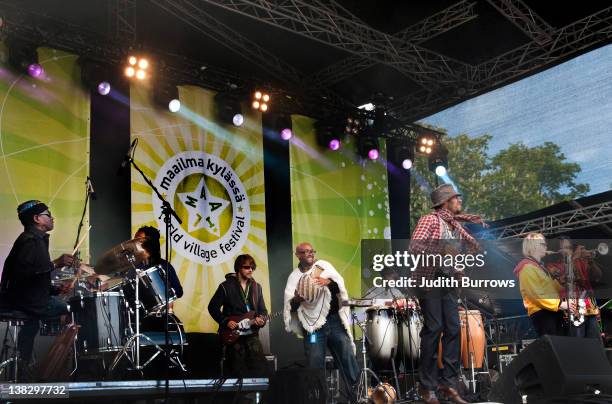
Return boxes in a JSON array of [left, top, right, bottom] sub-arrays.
[[421, 44, 612, 196]]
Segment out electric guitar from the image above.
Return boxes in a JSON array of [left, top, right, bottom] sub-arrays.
[[219, 310, 281, 345]]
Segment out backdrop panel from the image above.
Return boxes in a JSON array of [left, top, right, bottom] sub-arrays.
[[289, 115, 390, 296], [0, 46, 90, 271], [130, 85, 270, 333]]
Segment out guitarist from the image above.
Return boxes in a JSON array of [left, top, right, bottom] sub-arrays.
[[208, 254, 268, 377]]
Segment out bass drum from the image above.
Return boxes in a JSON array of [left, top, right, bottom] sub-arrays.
[[365, 307, 398, 370], [69, 291, 130, 355]]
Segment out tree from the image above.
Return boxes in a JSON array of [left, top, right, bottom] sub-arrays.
[[409, 135, 590, 230]]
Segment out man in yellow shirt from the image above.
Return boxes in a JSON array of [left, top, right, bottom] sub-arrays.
[[513, 233, 568, 336]]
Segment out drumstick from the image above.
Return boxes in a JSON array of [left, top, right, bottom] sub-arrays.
[[71, 225, 92, 255]]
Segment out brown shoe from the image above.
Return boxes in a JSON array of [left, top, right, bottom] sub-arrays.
[[418, 386, 440, 404], [437, 384, 469, 404]]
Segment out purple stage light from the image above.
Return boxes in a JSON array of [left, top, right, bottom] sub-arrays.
[[328, 139, 340, 151], [402, 158, 413, 170], [27, 63, 43, 78], [280, 128, 293, 140], [97, 81, 111, 95], [368, 148, 379, 160]]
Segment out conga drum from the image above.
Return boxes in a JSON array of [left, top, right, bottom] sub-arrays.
[[366, 307, 398, 370], [437, 309, 486, 369]]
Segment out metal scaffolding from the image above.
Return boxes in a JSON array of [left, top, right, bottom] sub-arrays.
[[485, 0, 553, 45], [477, 201, 612, 240]]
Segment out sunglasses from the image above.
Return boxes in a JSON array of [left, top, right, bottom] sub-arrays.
[[38, 212, 53, 218], [241, 265, 255, 269], [297, 249, 316, 254]]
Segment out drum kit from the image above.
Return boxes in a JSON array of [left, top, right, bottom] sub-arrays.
[[48, 237, 186, 376], [348, 295, 487, 402]]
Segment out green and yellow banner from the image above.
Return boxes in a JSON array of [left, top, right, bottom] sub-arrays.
[[130, 85, 270, 333], [289, 115, 390, 296], [0, 46, 90, 269]]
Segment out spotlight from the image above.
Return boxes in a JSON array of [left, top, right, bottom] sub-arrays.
[[345, 115, 363, 136], [215, 92, 243, 126], [233, 113, 244, 127], [153, 81, 179, 112], [435, 165, 447, 176], [391, 140, 415, 171], [7, 40, 40, 76], [125, 56, 149, 81], [314, 119, 343, 150], [252, 90, 270, 112], [27, 63, 43, 78], [79, 58, 113, 95], [168, 99, 181, 113], [97, 81, 111, 95], [280, 128, 293, 140], [417, 134, 436, 155], [329, 139, 341, 151], [428, 143, 449, 176], [356, 131, 380, 160]]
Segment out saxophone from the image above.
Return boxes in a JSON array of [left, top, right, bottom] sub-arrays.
[[565, 254, 586, 327]]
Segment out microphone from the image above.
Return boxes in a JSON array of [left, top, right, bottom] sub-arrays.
[[117, 138, 138, 175], [86, 176, 97, 200]]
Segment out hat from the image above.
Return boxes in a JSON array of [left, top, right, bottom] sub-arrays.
[[17, 200, 49, 221], [430, 184, 461, 208]]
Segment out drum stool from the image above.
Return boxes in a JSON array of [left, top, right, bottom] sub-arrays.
[[0, 309, 32, 382]]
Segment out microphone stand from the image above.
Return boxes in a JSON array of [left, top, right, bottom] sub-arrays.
[[126, 149, 182, 398]]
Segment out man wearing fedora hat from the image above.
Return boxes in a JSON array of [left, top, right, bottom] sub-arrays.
[[409, 184, 487, 404]]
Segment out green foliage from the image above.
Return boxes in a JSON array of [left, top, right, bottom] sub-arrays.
[[409, 134, 590, 230]]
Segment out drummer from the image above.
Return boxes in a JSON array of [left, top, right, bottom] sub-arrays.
[[133, 225, 183, 301], [0, 200, 75, 367]]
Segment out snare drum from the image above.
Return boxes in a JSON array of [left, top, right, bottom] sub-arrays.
[[69, 291, 130, 354], [122, 265, 177, 316]]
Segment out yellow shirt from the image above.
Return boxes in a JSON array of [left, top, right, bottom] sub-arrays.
[[518, 262, 564, 316]]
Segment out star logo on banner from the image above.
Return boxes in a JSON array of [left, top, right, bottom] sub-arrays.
[[177, 177, 230, 236]]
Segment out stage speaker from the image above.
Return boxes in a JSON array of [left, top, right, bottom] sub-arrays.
[[489, 335, 612, 403], [270, 368, 327, 404]]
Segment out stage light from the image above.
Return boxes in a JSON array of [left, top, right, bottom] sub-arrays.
[[417, 134, 436, 155], [329, 139, 341, 151], [97, 81, 111, 95], [368, 148, 379, 160], [280, 128, 293, 140], [215, 92, 243, 126], [168, 99, 181, 112], [428, 143, 449, 175], [345, 115, 363, 136], [125, 56, 149, 81], [252, 90, 270, 112], [27, 63, 43, 78], [402, 159, 413, 170], [233, 113, 244, 127]]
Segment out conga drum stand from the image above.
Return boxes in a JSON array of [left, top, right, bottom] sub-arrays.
[[352, 313, 381, 403]]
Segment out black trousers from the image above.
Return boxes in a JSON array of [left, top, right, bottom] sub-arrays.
[[19, 296, 69, 363], [530, 309, 564, 337], [418, 288, 461, 390], [225, 333, 267, 378]]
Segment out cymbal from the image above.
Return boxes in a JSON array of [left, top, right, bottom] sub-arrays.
[[94, 238, 148, 276]]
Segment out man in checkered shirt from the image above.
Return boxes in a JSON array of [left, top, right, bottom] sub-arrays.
[[410, 184, 486, 404]]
